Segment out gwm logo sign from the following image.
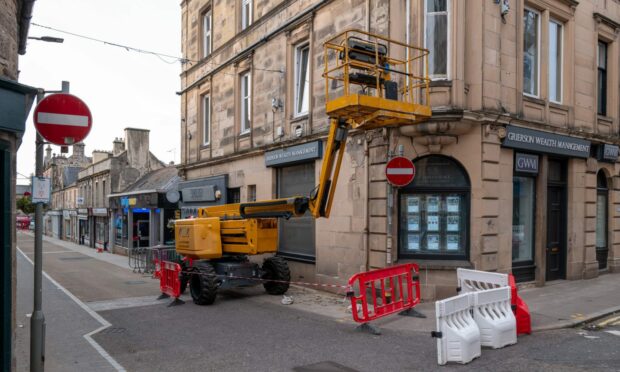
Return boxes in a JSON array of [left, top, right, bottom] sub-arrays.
[[515, 153, 539, 174]]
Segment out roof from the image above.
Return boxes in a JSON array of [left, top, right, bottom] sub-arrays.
[[118, 167, 180, 195]]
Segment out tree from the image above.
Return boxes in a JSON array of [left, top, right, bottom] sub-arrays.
[[17, 196, 35, 214]]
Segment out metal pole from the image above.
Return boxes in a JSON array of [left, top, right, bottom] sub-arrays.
[[30, 90, 45, 372], [31, 81, 69, 372]]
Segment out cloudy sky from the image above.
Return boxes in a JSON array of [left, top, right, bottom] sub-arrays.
[[17, 0, 181, 185]]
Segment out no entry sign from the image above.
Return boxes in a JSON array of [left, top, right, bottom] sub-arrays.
[[385, 156, 415, 187], [34, 93, 92, 146]]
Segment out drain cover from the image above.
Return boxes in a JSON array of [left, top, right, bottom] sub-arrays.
[[293, 361, 358, 372], [59, 256, 92, 261]]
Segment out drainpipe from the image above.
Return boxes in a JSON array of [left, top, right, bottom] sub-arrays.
[[364, 135, 370, 270], [366, 0, 371, 32]]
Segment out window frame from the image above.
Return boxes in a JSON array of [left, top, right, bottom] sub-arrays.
[[423, 0, 451, 80], [294, 42, 310, 117], [523, 7, 541, 98], [241, 0, 253, 30], [202, 10, 212, 59], [240, 71, 252, 134], [202, 94, 211, 146], [597, 41, 608, 116], [548, 19, 563, 104], [397, 155, 471, 261]]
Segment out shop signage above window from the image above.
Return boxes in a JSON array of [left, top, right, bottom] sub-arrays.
[[92, 208, 108, 216], [502, 125, 591, 158], [265, 141, 323, 167], [182, 185, 216, 203], [595, 144, 619, 163], [515, 153, 539, 174]]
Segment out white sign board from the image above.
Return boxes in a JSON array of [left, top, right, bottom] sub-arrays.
[[31, 177, 51, 204], [77, 196, 84, 205]]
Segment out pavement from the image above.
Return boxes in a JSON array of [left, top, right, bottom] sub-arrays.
[[15, 230, 620, 371]]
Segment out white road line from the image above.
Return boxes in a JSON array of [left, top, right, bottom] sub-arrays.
[[605, 330, 620, 337], [21, 250, 75, 255], [87, 296, 167, 312], [17, 246, 125, 372]]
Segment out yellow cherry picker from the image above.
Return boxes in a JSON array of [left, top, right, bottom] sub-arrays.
[[174, 29, 432, 305]]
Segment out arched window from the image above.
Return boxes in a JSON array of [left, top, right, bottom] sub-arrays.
[[596, 170, 608, 270], [399, 155, 470, 260]]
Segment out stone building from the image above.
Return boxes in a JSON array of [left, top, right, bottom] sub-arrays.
[[43, 143, 91, 240], [179, 0, 620, 299], [77, 128, 166, 251], [0, 1, 37, 369]]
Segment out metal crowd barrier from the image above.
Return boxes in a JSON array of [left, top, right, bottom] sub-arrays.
[[128, 245, 180, 274]]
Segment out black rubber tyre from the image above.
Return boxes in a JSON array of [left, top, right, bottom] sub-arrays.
[[262, 257, 290, 295], [189, 261, 218, 305]]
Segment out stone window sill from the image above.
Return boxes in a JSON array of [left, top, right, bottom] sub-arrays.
[[397, 259, 472, 270]]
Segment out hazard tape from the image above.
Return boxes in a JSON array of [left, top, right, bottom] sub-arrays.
[[179, 269, 351, 292]]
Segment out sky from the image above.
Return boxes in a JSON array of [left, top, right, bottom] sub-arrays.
[[16, 0, 182, 185]]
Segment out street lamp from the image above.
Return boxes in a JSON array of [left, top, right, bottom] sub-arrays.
[[28, 31, 66, 372], [27, 36, 64, 43]]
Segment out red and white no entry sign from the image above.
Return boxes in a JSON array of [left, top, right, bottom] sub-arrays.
[[385, 156, 415, 187], [33, 93, 92, 146]]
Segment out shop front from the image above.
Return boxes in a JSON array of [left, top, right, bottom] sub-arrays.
[[109, 190, 179, 253], [78, 208, 89, 245], [92, 208, 109, 250]]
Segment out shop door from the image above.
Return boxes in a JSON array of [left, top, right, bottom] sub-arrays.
[[546, 159, 567, 281], [277, 162, 315, 261]]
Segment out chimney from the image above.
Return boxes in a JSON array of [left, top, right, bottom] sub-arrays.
[[92, 150, 111, 164], [72, 142, 85, 159], [113, 137, 125, 156], [45, 145, 52, 163], [124, 128, 150, 172]]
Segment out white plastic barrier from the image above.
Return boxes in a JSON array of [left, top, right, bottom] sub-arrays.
[[471, 287, 517, 349], [457, 268, 508, 293], [433, 293, 481, 365]]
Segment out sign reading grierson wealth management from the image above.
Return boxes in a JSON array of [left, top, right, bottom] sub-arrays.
[[502, 125, 591, 158], [265, 141, 323, 167]]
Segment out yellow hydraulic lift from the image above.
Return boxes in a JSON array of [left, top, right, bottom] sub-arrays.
[[175, 29, 432, 305]]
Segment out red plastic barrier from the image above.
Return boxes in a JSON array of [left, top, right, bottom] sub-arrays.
[[509, 274, 531, 335], [348, 263, 421, 323], [157, 260, 182, 299]]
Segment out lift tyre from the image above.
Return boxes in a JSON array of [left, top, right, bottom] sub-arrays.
[[189, 261, 218, 305], [262, 257, 291, 295]]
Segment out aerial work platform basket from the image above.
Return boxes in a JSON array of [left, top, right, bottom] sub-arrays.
[[322, 29, 432, 129]]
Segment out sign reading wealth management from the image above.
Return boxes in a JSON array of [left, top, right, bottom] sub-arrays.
[[502, 125, 591, 158], [265, 141, 323, 167]]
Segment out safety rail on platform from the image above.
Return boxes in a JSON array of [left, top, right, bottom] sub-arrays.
[[128, 245, 180, 274]]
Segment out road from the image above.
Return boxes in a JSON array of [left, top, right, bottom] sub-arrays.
[[15, 232, 620, 371]]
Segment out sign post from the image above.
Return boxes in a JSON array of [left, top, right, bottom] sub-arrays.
[[30, 82, 93, 372]]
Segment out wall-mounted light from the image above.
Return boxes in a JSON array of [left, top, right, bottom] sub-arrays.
[[271, 97, 282, 112]]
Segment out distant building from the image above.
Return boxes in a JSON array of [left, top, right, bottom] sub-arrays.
[[0, 1, 38, 370], [77, 128, 166, 251]]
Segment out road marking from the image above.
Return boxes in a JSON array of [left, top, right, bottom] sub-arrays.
[[21, 250, 75, 255], [17, 246, 126, 372], [605, 330, 620, 337], [597, 315, 620, 328], [87, 296, 167, 312]]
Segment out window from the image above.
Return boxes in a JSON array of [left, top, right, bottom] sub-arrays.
[[203, 10, 212, 58], [548, 20, 563, 103], [240, 71, 251, 133], [294, 43, 310, 116], [512, 175, 536, 282], [596, 171, 608, 269], [598, 41, 608, 116], [227, 187, 241, 203], [399, 156, 470, 260], [247, 184, 256, 202], [241, 0, 252, 30], [424, 0, 449, 78], [523, 8, 540, 96], [202, 95, 211, 145]]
